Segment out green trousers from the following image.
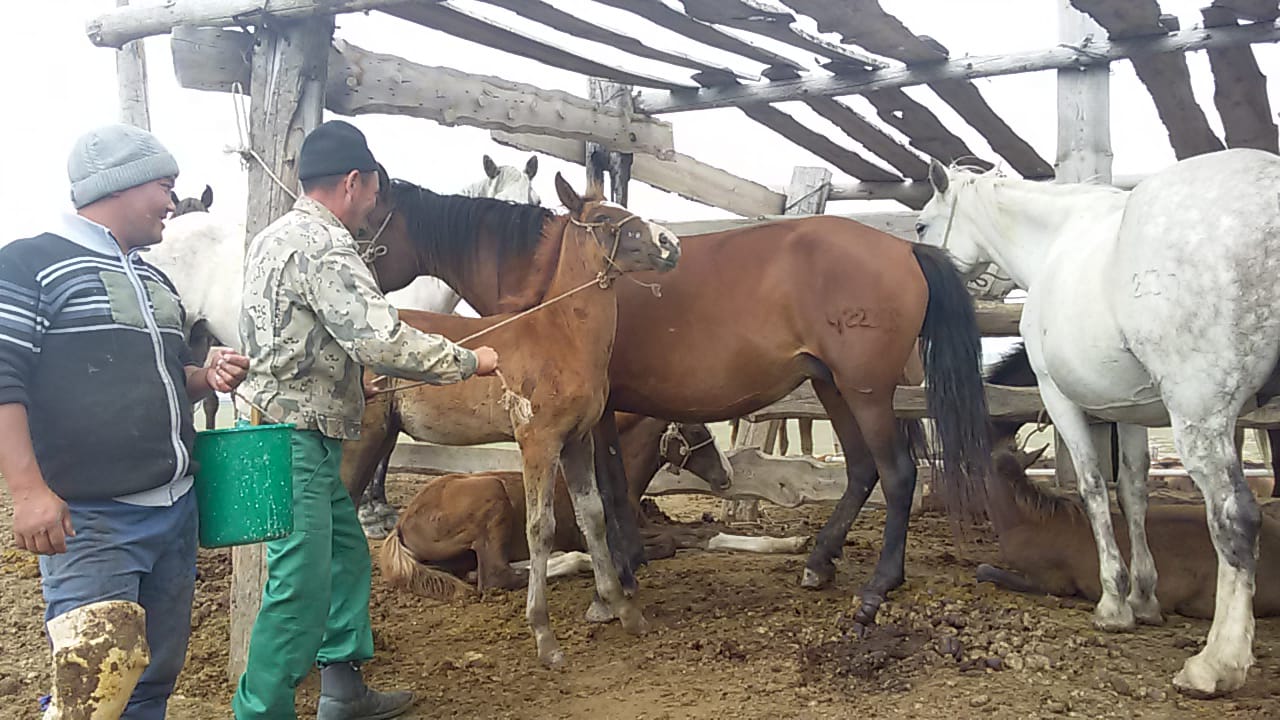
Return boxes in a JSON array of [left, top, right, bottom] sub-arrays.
[[232, 430, 374, 720]]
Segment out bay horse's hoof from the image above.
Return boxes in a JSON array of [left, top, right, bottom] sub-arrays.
[[853, 593, 883, 627], [800, 566, 833, 589]]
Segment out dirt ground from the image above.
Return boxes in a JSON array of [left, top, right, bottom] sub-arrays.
[[2, 469, 1278, 720]]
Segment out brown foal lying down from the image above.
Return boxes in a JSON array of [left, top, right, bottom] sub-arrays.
[[978, 448, 1280, 619]]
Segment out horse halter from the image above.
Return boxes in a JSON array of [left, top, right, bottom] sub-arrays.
[[567, 210, 644, 288], [658, 423, 715, 475], [354, 208, 401, 288]]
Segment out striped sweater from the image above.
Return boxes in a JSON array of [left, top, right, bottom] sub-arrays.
[[0, 214, 197, 501]]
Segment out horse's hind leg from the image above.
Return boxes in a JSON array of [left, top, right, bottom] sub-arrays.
[[1039, 380, 1134, 632], [1169, 414, 1261, 697], [1115, 423, 1162, 624], [561, 434, 649, 636], [846, 395, 918, 628], [802, 379, 879, 589]]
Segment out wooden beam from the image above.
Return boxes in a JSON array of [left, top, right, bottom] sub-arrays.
[[87, 0, 403, 48], [680, 0, 885, 70], [388, 442, 520, 474], [804, 97, 929, 181], [170, 28, 677, 159], [1203, 6, 1278, 153], [739, 104, 901, 183], [1071, 0, 1224, 159], [587, 79, 633, 206], [383, 1, 695, 91], [1212, 0, 1280, 21], [634, 20, 1280, 114], [474, 0, 756, 81], [115, 0, 150, 129], [785, 0, 1052, 178], [590, 0, 805, 77], [749, 381, 1280, 429], [229, 13, 332, 683], [492, 131, 785, 217]]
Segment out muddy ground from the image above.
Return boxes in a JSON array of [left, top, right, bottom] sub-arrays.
[[1, 470, 1278, 720]]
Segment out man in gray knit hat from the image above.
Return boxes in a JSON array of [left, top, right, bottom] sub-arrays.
[[0, 124, 248, 718]]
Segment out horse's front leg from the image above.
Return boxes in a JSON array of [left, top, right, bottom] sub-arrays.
[[1115, 423, 1162, 624], [518, 434, 565, 667], [340, 395, 397, 503], [1169, 414, 1260, 697], [1039, 381, 1134, 631], [561, 433, 650, 636]]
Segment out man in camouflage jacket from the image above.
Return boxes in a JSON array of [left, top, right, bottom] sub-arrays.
[[232, 120, 498, 720]]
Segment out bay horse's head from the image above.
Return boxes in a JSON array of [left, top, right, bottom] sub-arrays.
[[915, 159, 997, 279], [169, 184, 213, 217], [554, 172, 680, 275]]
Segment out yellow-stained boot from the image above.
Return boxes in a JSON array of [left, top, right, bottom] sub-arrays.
[[43, 600, 150, 720]]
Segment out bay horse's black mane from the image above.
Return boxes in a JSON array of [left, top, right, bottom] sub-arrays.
[[388, 178, 553, 277]]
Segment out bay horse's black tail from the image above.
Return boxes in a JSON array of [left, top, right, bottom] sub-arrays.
[[912, 243, 991, 524]]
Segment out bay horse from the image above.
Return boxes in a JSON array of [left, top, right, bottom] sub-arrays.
[[916, 150, 1280, 696], [369, 205, 991, 632], [378, 413, 730, 599], [342, 173, 679, 666]]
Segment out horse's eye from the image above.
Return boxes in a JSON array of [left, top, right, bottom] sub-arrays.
[[915, 222, 927, 237]]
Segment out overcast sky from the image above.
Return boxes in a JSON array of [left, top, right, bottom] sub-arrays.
[[1, 0, 1275, 242]]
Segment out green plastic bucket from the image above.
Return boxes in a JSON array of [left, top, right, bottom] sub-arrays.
[[193, 420, 295, 548]]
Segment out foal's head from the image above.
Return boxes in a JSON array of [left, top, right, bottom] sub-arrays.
[[658, 422, 732, 492], [554, 172, 680, 275]]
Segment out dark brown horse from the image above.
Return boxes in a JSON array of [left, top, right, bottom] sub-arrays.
[[343, 173, 678, 666], [370, 208, 989, 630]]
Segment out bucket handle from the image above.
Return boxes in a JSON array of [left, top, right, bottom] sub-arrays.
[[232, 389, 286, 427]]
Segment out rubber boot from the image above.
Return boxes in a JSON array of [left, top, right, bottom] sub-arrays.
[[43, 600, 150, 720], [316, 662, 414, 720]]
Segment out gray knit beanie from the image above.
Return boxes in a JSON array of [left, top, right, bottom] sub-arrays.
[[68, 124, 180, 209]]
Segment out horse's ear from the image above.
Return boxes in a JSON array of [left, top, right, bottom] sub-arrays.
[[1016, 444, 1049, 470], [201, 185, 213, 209], [169, 190, 179, 206], [525, 155, 538, 179], [483, 154, 499, 179], [554, 172, 583, 214], [928, 159, 949, 195]]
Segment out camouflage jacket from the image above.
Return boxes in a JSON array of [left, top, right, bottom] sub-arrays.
[[240, 196, 477, 439]]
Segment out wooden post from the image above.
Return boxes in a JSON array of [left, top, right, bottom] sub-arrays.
[[724, 166, 832, 522], [586, 78, 634, 204], [115, 0, 150, 129], [1054, 2, 1116, 489], [229, 13, 333, 682]]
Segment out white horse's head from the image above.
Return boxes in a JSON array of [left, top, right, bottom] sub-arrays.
[[471, 154, 540, 205], [915, 160, 998, 280]]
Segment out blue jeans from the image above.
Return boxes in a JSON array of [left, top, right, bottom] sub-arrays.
[[39, 490, 198, 720]]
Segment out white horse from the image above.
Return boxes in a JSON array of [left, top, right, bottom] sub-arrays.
[[916, 149, 1280, 697]]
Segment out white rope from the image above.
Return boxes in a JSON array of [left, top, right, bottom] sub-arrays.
[[224, 81, 298, 201]]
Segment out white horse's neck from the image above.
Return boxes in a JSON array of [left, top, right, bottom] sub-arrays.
[[956, 175, 1128, 290]]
